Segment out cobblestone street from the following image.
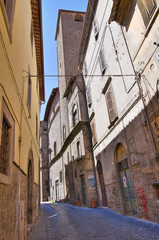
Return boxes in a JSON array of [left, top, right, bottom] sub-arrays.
[[27, 203, 159, 240]]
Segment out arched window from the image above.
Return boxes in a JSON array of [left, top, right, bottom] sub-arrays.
[[72, 104, 78, 127], [54, 142, 57, 156]]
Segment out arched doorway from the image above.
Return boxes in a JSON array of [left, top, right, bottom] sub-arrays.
[[97, 161, 108, 207], [27, 150, 34, 224], [116, 144, 137, 215]]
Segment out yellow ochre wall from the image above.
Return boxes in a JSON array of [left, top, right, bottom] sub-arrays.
[[0, 0, 41, 184]]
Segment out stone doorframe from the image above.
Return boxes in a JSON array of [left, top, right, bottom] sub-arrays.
[[27, 148, 34, 224]]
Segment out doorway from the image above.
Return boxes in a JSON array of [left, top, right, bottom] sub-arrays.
[[27, 159, 33, 224], [97, 161, 108, 207], [116, 144, 137, 215], [55, 180, 59, 201], [80, 174, 87, 205]]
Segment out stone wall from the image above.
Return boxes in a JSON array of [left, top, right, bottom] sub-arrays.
[[0, 163, 40, 240]]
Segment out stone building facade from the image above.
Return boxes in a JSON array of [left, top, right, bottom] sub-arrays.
[[78, 0, 159, 223], [41, 10, 97, 207], [40, 121, 49, 202], [0, 0, 44, 239]]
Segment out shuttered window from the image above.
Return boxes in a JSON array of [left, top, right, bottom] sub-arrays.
[[99, 49, 106, 75], [93, 20, 99, 41], [2, 0, 16, 25], [27, 74, 32, 115], [72, 104, 78, 127], [54, 141, 57, 156], [137, 0, 156, 26], [77, 141, 81, 159], [83, 60, 87, 76], [86, 85, 92, 108], [91, 122, 97, 146], [105, 85, 117, 123]]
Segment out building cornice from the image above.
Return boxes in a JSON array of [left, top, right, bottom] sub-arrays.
[[44, 88, 59, 121], [49, 120, 89, 168], [31, 0, 45, 101]]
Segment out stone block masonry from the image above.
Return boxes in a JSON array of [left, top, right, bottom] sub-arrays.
[[0, 164, 40, 240]]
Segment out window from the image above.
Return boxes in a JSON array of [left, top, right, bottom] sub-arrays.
[[99, 48, 107, 75], [2, 0, 16, 25], [0, 116, 10, 175], [93, 20, 99, 41], [91, 121, 97, 146], [63, 125, 66, 142], [54, 141, 57, 156], [60, 171, 63, 183], [72, 104, 78, 127], [76, 141, 81, 159], [86, 85, 92, 108], [105, 84, 117, 123], [74, 13, 83, 22], [137, 0, 156, 26], [0, 98, 15, 184], [30, 21, 34, 51], [36, 114, 38, 139], [83, 60, 87, 77], [27, 73, 32, 116]]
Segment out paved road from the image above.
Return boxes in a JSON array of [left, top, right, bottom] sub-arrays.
[[27, 203, 159, 240]]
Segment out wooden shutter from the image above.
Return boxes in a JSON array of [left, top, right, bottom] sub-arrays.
[[99, 49, 106, 75], [105, 85, 117, 122], [93, 20, 99, 41], [91, 122, 97, 146], [83, 60, 87, 76], [86, 86, 92, 108], [137, 0, 156, 26]]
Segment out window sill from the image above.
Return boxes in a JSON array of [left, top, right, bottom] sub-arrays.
[[108, 116, 118, 129]]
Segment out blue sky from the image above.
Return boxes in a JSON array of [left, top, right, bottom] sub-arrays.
[[40, 0, 88, 120]]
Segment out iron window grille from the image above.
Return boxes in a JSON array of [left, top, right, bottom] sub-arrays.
[[0, 116, 10, 175]]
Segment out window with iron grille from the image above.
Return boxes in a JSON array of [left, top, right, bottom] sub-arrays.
[[105, 85, 117, 123], [0, 116, 10, 176], [0, 99, 14, 185], [137, 0, 156, 27]]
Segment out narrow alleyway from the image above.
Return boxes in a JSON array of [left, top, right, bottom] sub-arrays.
[[27, 203, 159, 240]]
